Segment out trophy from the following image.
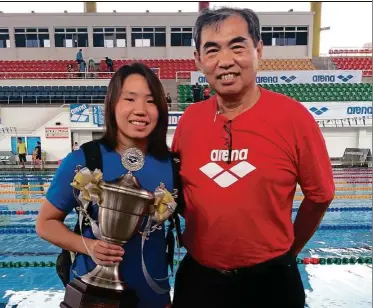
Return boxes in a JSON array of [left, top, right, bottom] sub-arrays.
[[60, 148, 177, 308]]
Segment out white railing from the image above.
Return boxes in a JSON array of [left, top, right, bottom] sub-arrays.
[[0, 94, 106, 104], [175, 71, 192, 82], [329, 47, 373, 56], [0, 71, 114, 79], [317, 117, 373, 128], [0, 66, 162, 80]]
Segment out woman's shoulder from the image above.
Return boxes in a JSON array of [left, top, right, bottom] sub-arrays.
[[58, 148, 86, 173]]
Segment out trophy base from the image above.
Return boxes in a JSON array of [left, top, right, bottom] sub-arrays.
[[60, 278, 138, 308]]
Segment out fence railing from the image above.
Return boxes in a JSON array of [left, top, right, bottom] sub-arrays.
[[0, 67, 161, 80], [0, 71, 115, 80], [329, 47, 373, 56], [0, 94, 106, 104], [175, 71, 192, 82]]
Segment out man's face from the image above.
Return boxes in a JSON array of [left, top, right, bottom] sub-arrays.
[[195, 15, 263, 99]]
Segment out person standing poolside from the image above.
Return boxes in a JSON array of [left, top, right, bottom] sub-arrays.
[[171, 7, 335, 308]]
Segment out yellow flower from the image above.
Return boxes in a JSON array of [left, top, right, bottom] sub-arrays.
[[71, 168, 103, 203]]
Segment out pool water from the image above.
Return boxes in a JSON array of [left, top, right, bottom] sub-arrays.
[[0, 170, 371, 307]]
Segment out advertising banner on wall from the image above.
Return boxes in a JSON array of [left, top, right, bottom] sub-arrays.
[[168, 112, 183, 128], [91, 106, 184, 129], [45, 127, 69, 138], [191, 70, 363, 85], [92, 105, 105, 127], [70, 104, 90, 122], [302, 101, 372, 120]]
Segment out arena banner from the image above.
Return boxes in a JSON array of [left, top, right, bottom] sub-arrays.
[[302, 101, 372, 120], [191, 70, 363, 85], [92, 105, 183, 128], [70, 104, 89, 123], [168, 112, 183, 128], [92, 105, 105, 127]]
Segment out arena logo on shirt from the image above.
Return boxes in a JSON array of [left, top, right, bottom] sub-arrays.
[[200, 148, 256, 188]]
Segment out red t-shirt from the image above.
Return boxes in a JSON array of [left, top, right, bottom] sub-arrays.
[[171, 87, 334, 270], [203, 87, 211, 97]]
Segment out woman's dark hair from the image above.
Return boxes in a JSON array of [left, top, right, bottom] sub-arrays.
[[193, 7, 261, 53], [100, 63, 169, 160]]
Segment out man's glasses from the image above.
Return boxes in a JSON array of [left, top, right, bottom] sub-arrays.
[[223, 120, 233, 164]]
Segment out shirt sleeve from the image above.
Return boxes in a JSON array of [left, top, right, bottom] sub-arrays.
[[46, 149, 85, 214], [295, 107, 335, 203], [171, 114, 185, 154], [171, 106, 193, 154]]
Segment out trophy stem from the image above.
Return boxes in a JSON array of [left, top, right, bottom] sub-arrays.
[[80, 263, 127, 291]]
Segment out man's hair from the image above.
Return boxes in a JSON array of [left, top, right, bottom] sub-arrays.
[[193, 7, 261, 53]]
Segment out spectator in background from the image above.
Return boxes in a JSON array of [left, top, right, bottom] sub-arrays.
[[166, 93, 172, 110], [16, 137, 27, 169], [79, 60, 86, 78], [32, 141, 42, 170], [67, 64, 74, 78], [76, 49, 83, 64], [88, 59, 96, 79], [193, 82, 201, 102], [203, 85, 211, 100], [72, 142, 79, 151], [105, 57, 114, 72]]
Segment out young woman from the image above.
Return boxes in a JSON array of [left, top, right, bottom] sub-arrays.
[[36, 63, 174, 308]]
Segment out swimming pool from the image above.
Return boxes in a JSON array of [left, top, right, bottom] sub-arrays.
[[0, 169, 371, 307]]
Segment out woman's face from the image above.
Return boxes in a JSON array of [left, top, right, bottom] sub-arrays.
[[115, 74, 159, 145]]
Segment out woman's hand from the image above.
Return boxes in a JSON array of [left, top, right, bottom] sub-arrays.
[[86, 239, 125, 266]]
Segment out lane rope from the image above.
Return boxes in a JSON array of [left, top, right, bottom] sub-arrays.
[[1, 207, 371, 216], [1, 224, 371, 234], [0, 257, 372, 268]]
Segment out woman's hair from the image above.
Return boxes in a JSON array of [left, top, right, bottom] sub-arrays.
[[100, 62, 169, 160]]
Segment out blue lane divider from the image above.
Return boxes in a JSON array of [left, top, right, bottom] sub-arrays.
[[0, 225, 371, 234], [292, 207, 372, 212], [0, 207, 371, 217], [0, 210, 40, 215]]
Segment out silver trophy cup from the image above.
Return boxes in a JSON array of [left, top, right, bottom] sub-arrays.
[[80, 172, 155, 291]]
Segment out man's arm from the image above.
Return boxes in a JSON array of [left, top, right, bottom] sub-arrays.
[[291, 109, 335, 255]]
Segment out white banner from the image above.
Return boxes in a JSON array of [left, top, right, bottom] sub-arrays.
[[301, 102, 372, 120], [45, 127, 69, 138], [191, 70, 363, 85], [168, 112, 183, 128]]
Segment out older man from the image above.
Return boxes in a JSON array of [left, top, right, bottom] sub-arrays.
[[171, 7, 334, 308]]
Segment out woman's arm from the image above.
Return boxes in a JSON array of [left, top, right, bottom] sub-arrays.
[[36, 199, 124, 265], [36, 199, 90, 255]]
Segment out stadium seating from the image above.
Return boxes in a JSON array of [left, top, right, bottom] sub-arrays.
[[258, 58, 316, 71], [331, 57, 372, 77], [177, 83, 372, 108], [0, 58, 316, 80], [0, 85, 106, 104], [328, 47, 372, 77], [0, 60, 79, 79], [329, 48, 372, 55], [0, 82, 371, 108]]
